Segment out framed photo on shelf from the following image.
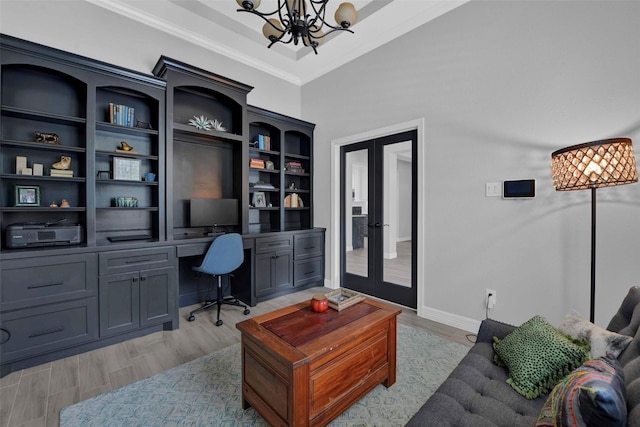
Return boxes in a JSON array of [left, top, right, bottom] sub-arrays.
[[252, 191, 266, 207], [113, 157, 141, 181], [14, 185, 41, 206]]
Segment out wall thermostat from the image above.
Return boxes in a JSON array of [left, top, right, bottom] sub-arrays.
[[503, 179, 535, 199]]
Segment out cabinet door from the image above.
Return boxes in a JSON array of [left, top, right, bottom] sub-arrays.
[[139, 267, 174, 327], [99, 272, 140, 337], [274, 250, 294, 291], [255, 252, 276, 297]]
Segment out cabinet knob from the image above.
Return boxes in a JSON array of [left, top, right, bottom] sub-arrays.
[[132, 277, 138, 282], [140, 276, 146, 281]]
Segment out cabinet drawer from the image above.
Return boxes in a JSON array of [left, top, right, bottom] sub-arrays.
[[0, 297, 98, 363], [1, 254, 97, 312], [99, 247, 174, 275], [294, 232, 324, 260], [255, 235, 293, 254], [294, 257, 324, 287]]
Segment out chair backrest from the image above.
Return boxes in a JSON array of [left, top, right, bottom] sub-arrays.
[[197, 233, 244, 276]]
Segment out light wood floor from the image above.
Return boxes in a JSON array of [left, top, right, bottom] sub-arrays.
[[346, 239, 412, 287], [0, 287, 473, 427]]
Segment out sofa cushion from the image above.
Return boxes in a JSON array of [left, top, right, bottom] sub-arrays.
[[535, 354, 627, 427], [493, 315, 589, 399], [559, 309, 633, 359]]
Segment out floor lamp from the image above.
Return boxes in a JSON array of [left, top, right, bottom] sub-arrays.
[[551, 138, 638, 323]]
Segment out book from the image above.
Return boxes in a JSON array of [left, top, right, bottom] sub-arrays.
[[250, 158, 265, 169], [50, 169, 74, 177]]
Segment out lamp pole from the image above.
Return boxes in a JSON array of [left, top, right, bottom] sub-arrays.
[[590, 186, 596, 323]]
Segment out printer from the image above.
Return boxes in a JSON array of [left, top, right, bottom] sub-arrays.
[[6, 223, 83, 248]]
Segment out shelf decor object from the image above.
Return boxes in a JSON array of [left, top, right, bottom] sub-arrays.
[[113, 157, 141, 181], [14, 185, 41, 207], [551, 138, 638, 322], [236, 0, 358, 54]]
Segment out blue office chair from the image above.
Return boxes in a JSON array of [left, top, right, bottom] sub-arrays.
[[187, 233, 250, 326]]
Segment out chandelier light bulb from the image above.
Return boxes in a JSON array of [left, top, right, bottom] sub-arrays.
[[335, 2, 357, 28], [237, 0, 260, 10], [262, 18, 284, 42]]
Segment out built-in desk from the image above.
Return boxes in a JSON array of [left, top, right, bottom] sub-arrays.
[[174, 235, 256, 308], [174, 228, 325, 310]]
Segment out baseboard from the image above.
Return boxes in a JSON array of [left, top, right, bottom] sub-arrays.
[[397, 236, 411, 242], [418, 304, 480, 334]]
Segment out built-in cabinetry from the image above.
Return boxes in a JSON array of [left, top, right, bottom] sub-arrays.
[[0, 35, 175, 377], [0, 35, 324, 378], [0, 35, 166, 247], [248, 106, 315, 233], [254, 229, 325, 302], [255, 234, 294, 299], [98, 247, 176, 337], [152, 56, 251, 238], [0, 254, 98, 364]]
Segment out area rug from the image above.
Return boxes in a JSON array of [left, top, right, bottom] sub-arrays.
[[60, 323, 469, 426]]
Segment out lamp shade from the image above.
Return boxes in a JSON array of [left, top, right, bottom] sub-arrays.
[[335, 2, 357, 28], [551, 138, 638, 191]]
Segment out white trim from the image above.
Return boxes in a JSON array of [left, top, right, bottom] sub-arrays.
[[383, 251, 398, 260], [420, 305, 480, 334], [331, 118, 426, 316]]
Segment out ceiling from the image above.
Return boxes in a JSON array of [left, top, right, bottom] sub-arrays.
[[86, 0, 470, 85]]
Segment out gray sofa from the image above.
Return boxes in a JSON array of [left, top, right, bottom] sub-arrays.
[[407, 286, 640, 426]]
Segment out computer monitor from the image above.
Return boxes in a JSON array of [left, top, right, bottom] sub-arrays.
[[190, 198, 239, 230]]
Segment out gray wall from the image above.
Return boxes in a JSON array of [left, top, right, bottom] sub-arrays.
[[0, 0, 302, 117], [303, 0, 640, 328]]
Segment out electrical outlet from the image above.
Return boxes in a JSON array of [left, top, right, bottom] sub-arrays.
[[486, 289, 497, 309]]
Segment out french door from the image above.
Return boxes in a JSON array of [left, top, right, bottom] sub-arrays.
[[340, 130, 417, 308]]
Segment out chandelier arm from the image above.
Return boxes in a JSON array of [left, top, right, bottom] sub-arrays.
[[306, 0, 328, 29], [307, 26, 354, 40]]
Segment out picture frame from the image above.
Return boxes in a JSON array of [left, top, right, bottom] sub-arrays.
[[14, 185, 41, 206], [265, 160, 275, 170], [113, 157, 141, 181], [252, 191, 266, 207]]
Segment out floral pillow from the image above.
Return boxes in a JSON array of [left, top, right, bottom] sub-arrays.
[[558, 310, 632, 359], [536, 354, 627, 427]]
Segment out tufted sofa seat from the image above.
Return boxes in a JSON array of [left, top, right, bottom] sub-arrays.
[[406, 286, 640, 427]]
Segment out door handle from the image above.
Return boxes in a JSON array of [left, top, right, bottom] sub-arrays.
[[375, 223, 381, 228]]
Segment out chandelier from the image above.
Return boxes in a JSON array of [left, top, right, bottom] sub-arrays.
[[236, 0, 358, 54]]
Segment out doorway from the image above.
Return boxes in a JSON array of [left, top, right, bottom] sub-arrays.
[[340, 130, 417, 308]]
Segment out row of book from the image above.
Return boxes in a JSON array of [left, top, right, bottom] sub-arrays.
[[50, 169, 74, 178], [285, 161, 305, 174], [252, 134, 272, 150], [109, 103, 135, 127]]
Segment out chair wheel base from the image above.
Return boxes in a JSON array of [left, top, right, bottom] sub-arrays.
[[215, 319, 223, 326], [243, 309, 251, 315], [187, 315, 195, 322]]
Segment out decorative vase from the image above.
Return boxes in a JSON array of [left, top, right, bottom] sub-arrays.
[[310, 294, 329, 313]]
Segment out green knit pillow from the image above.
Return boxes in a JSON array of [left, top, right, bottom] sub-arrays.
[[493, 315, 590, 399]]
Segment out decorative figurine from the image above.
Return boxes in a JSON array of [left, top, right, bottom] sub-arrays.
[[60, 199, 71, 208], [49, 201, 58, 207], [52, 156, 71, 170], [119, 141, 134, 151], [35, 131, 60, 144]]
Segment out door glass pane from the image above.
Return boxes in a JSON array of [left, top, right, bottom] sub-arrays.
[[382, 141, 412, 287], [345, 149, 368, 278]]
